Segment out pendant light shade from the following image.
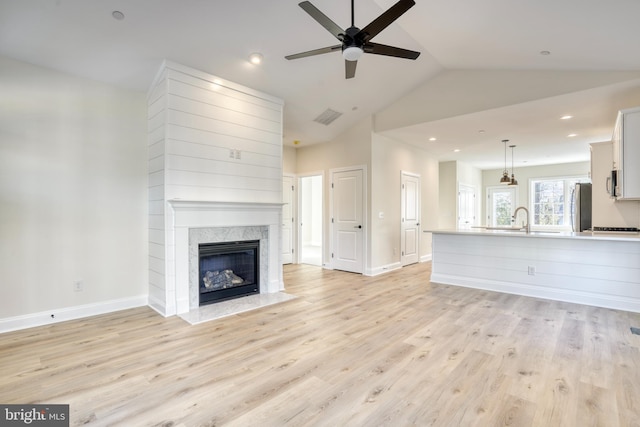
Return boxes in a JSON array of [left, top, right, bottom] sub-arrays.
[[509, 145, 518, 186], [499, 139, 511, 184]]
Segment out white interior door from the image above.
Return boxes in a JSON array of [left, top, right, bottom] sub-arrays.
[[401, 172, 420, 266], [458, 184, 476, 229], [331, 167, 364, 273], [282, 175, 294, 264]]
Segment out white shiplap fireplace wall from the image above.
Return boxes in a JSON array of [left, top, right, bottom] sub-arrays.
[[147, 61, 284, 316]]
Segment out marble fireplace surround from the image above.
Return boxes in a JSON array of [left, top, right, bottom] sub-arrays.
[[168, 200, 284, 315]]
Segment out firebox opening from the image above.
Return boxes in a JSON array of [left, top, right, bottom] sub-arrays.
[[198, 240, 259, 306]]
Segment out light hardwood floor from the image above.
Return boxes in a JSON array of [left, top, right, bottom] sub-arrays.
[[2, 262, 640, 426]]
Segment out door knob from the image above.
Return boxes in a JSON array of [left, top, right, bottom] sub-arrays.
[[354, 225, 362, 229]]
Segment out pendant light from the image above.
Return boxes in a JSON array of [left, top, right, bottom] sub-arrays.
[[509, 145, 518, 186], [499, 139, 511, 184]]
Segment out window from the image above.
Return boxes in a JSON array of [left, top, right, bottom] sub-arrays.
[[529, 176, 589, 229]]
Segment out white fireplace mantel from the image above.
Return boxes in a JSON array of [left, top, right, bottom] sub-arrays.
[[166, 200, 284, 316]]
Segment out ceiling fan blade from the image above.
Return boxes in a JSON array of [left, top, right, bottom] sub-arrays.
[[365, 42, 420, 59], [285, 45, 342, 60], [359, 0, 415, 41], [345, 60, 357, 79], [299, 1, 345, 41]]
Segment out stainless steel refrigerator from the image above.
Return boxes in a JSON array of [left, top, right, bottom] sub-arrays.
[[571, 182, 592, 232]]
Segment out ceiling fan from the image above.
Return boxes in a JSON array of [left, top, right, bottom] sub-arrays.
[[285, 0, 421, 79]]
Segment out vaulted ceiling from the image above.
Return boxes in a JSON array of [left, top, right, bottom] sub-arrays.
[[2, 0, 640, 169]]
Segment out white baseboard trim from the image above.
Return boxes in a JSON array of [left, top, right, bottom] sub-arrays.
[[430, 273, 640, 313], [420, 254, 432, 263], [366, 262, 403, 276], [0, 295, 149, 334]]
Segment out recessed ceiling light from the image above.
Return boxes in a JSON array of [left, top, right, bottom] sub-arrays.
[[453, 149, 460, 152], [540, 50, 551, 56], [429, 137, 436, 141], [478, 129, 485, 133], [560, 115, 573, 120], [112, 10, 125, 20], [568, 133, 577, 137], [248, 53, 263, 65]]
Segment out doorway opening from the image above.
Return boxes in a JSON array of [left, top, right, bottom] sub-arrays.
[[299, 174, 323, 266]]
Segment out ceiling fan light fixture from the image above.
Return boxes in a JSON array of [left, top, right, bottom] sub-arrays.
[[342, 46, 364, 62]]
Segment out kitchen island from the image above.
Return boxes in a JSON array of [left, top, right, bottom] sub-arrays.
[[428, 229, 640, 313]]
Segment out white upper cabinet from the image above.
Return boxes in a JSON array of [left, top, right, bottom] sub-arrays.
[[612, 107, 640, 200]]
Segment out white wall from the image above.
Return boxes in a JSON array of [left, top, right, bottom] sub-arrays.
[[371, 133, 439, 272], [438, 162, 457, 229], [283, 146, 296, 174], [295, 117, 372, 267], [0, 56, 148, 327]]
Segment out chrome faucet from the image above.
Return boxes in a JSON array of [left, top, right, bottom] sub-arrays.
[[513, 206, 530, 233]]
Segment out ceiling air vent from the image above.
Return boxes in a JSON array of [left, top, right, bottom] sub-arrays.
[[313, 108, 343, 126]]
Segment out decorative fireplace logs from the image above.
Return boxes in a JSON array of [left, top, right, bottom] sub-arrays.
[[203, 269, 244, 290]]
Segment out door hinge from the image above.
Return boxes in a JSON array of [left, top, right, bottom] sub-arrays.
[[331, 218, 334, 223], [331, 183, 334, 188], [331, 253, 334, 258], [402, 251, 404, 256], [291, 185, 294, 191]]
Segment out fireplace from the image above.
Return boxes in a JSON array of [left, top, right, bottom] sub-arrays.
[[162, 200, 284, 316], [199, 240, 259, 305]]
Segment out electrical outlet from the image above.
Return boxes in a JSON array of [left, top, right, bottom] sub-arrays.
[[74, 280, 83, 292], [527, 266, 536, 276]]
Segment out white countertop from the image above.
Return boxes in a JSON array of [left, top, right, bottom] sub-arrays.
[[425, 227, 640, 242]]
